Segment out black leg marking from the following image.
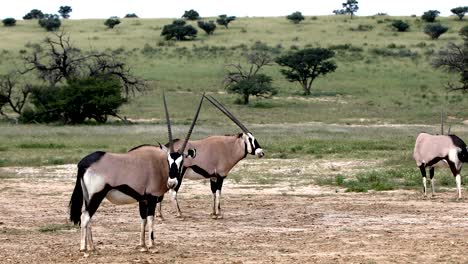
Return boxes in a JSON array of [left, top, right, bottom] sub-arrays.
[[86, 185, 111, 218], [419, 165, 426, 178], [447, 160, 460, 177], [216, 176, 225, 192], [429, 167, 435, 179], [150, 231, 154, 241], [139, 201, 148, 219], [210, 178, 217, 194], [147, 196, 159, 216]]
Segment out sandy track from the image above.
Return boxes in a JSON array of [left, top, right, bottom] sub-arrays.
[[1, 163, 468, 263]]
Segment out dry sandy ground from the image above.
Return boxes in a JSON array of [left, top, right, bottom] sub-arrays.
[[1, 162, 468, 264]]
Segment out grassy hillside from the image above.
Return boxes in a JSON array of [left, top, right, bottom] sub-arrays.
[[0, 15, 467, 191], [0, 15, 466, 125]]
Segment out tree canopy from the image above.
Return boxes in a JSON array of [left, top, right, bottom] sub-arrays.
[[161, 19, 198, 41], [276, 48, 337, 95], [58, 6, 72, 19], [287, 12, 305, 24], [216, 15, 236, 29]]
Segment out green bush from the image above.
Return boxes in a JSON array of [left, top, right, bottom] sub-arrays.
[[22, 75, 126, 124], [287, 11, 305, 24], [216, 14, 236, 29], [38, 14, 61, 31], [182, 9, 200, 20], [161, 19, 197, 41], [104, 16, 121, 29], [226, 74, 276, 104], [391, 20, 410, 32], [197, 20, 216, 35], [2, 18, 16, 27], [23, 9, 44, 20], [450, 6, 468, 20], [423, 23, 449, 39], [421, 10, 440, 22]]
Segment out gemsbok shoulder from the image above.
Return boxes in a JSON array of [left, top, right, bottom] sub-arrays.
[[68, 93, 204, 252], [413, 132, 468, 199], [158, 94, 264, 219]]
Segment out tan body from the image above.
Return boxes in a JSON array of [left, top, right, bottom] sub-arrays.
[[413, 133, 468, 199], [70, 145, 172, 252], [158, 133, 264, 219]]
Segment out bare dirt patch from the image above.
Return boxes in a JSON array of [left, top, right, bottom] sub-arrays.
[[1, 161, 468, 263]]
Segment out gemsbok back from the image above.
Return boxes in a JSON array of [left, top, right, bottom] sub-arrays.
[[68, 93, 204, 252], [158, 94, 264, 219], [413, 132, 468, 199]]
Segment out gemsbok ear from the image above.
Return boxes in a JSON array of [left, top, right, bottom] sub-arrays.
[[159, 143, 169, 153], [185, 148, 197, 159]]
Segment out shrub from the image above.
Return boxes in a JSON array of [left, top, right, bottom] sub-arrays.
[[226, 74, 276, 104], [23, 75, 126, 124], [23, 9, 44, 20], [161, 19, 197, 41], [58, 6, 72, 19], [38, 14, 61, 31], [104, 16, 121, 29], [197, 20, 216, 35], [124, 13, 138, 18], [182, 9, 200, 20], [287, 11, 305, 24], [2, 18, 16, 27], [391, 20, 410, 32], [421, 10, 440, 22], [450, 6, 468, 20], [216, 14, 236, 29], [423, 23, 449, 39]]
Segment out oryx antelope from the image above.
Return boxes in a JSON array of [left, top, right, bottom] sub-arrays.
[[68, 93, 204, 252], [157, 95, 264, 219], [413, 132, 468, 199]]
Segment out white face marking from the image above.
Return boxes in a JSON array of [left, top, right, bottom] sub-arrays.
[[175, 156, 183, 168], [167, 178, 178, 189], [255, 148, 264, 156]]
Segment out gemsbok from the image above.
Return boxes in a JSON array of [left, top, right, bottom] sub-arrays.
[[68, 93, 204, 252], [157, 94, 264, 219], [413, 132, 468, 199]]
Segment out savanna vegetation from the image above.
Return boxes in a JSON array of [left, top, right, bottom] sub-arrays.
[[0, 14, 467, 192]]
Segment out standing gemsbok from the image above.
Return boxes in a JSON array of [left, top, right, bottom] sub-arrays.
[[68, 93, 204, 252], [413, 132, 468, 199], [157, 95, 264, 219]]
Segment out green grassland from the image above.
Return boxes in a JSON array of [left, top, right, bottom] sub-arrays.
[[0, 15, 467, 191]]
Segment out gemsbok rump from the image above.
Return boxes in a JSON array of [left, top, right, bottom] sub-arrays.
[[413, 132, 468, 199], [68, 93, 204, 252], [157, 94, 264, 219]]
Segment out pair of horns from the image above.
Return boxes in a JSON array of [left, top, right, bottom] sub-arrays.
[[204, 94, 251, 134], [163, 91, 205, 154]]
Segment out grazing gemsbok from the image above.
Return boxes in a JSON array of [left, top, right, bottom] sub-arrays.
[[157, 94, 264, 219], [413, 132, 468, 199], [68, 93, 204, 252]]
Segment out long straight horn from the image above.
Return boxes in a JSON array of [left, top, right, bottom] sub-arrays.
[[162, 91, 174, 152], [204, 95, 251, 133], [180, 92, 205, 154]]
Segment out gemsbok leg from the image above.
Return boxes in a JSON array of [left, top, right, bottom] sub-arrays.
[[210, 176, 225, 219], [419, 165, 427, 197], [138, 201, 148, 251], [429, 167, 435, 197], [447, 160, 462, 199], [80, 187, 109, 251]]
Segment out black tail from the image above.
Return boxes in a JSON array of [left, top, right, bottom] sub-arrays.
[[69, 151, 106, 225], [69, 171, 83, 225]]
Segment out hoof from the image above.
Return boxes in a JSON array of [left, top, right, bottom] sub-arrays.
[[217, 214, 224, 219], [211, 214, 218, 219], [139, 246, 148, 252], [83, 252, 90, 258]]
